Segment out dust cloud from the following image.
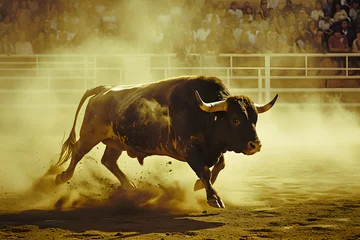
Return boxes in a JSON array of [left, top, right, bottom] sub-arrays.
[[0, 0, 359, 217], [1, 91, 359, 215], [135, 98, 170, 126]]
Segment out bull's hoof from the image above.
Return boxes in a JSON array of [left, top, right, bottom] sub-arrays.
[[194, 179, 205, 191], [207, 197, 225, 209]]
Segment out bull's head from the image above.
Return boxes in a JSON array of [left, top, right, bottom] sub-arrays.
[[195, 90, 278, 155]]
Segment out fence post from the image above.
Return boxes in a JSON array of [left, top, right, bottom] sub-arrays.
[[168, 55, 171, 78], [84, 56, 88, 90], [94, 56, 97, 87], [47, 71, 51, 107], [226, 68, 230, 88], [36, 55, 39, 77], [258, 68, 263, 103], [264, 55, 271, 102], [346, 55, 348, 77], [119, 68, 123, 84], [230, 55, 233, 79], [164, 68, 168, 79]]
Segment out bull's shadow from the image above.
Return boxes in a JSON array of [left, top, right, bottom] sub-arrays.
[[0, 206, 224, 238]]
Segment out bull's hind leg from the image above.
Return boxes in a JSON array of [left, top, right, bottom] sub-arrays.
[[55, 139, 99, 185], [101, 146, 136, 189]]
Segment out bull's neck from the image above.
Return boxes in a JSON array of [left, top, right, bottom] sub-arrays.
[[207, 116, 228, 153]]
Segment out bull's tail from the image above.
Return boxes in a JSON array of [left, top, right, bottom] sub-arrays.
[[54, 85, 108, 167]]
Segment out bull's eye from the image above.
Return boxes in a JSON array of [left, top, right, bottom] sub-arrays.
[[233, 118, 240, 126]]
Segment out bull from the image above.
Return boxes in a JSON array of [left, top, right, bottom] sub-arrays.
[[54, 75, 278, 208]]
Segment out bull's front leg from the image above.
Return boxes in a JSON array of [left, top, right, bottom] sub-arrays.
[[194, 154, 225, 191], [187, 157, 225, 209]]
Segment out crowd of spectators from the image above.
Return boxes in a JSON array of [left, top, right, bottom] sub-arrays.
[[0, 0, 121, 54], [151, 0, 360, 57], [0, 0, 359, 58]]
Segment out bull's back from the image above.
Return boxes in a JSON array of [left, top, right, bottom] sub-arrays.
[[87, 76, 230, 157]]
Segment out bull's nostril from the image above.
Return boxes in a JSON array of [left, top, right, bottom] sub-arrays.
[[250, 142, 256, 149]]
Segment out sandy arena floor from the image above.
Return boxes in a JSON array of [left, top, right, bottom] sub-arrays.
[[0, 104, 359, 240]]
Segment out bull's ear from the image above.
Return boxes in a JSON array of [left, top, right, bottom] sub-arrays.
[[195, 90, 228, 112], [255, 94, 278, 114]]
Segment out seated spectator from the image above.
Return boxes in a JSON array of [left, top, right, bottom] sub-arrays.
[[227, 1, 243, 19], [204, 5, 221, 25], [254, 12, 269, 33], [269, 15, 283, 33], [47, 3, 59, 30], [203, 35, 220, 55], [221, 11, 235, 28], [214, 1, 226, 17], [311, 1, 324, 21], [295, 21, 312, 52], [0, 15, 13, 36], [242, 5, 254, 22], [258, 0, 269, 20], [8, 27, 19, 45], [101, 9, 119, 36], [15, 31, 33, 54], [298, 7, 310, 29], [300, 0, 313, 13], [56, 13, 66, 32], [240, 12, 251, 24], [309, 19, 319, 38], [65, 7, 80, 37], [266, 30, 279, 52], [267, 7, 275, 24], [352, 14, 360, 33], [238, 31, 253, 53], [328, 28, 349, 52], [310, 31, 327, 53], [340, 19, 356, 48], [254, 32, 266, 52], [58, 31, 71, 48], [28, 15, 41, 40], [45, 31, 58, 53], [193, 21, 211, 51], [282, 0, 295, 20], [228, 19, 242, 42], [350, 32, 360, 75], [332, 2, 349, 22], [282, 3, 296, 27], [247, 22, 259, 47], [267, 0, 279, 9], [41, 20, 56, 39], [220, 27, 240, 53], [183, 31, 197, 53], [32, 32, 45, 54], [267, 21, 279, 38], [318, 11, 334, 39], [349, 1, 360, 21], [0, 33, 15, 55], [287, 25, 299, 52], [324, 0, 333, 18], [352, 32, 360, 52], [16, 0, 31, 30], [28, 0, 39, 16]]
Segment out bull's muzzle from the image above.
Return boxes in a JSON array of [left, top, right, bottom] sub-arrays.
[[243, 141, 262, 155]]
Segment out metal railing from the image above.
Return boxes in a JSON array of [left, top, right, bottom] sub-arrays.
[[0, 53, 359, 108]]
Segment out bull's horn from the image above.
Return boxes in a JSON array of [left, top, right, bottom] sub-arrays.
[[195, 90, 228, 112], [255, 94, 279, 114]]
